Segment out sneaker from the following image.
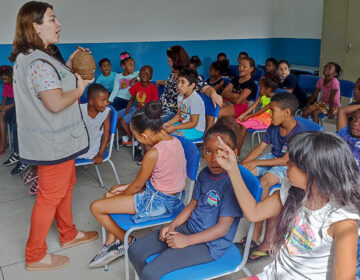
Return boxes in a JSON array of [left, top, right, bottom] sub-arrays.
[[117, 236, 136, 256], [3, 153, 19, 166], [89, 240, 123, 268], [11, 162, 30, 176], [24, 170, 38, 185], [28, 178, 39, 195], [121, 140, 132, 147], [134, 146, 142, 162]]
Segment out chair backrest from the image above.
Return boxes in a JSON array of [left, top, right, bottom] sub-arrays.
[[198, 93, 220, 118], [229, 65, 239, 77], [298, 74, 320, 95], [340, 79, 354, 101], [106, 105, 118, 159], [295, 116, 323, 132], [223, 77, 231, 87], [238, 164, 262, 202], [252, 68, 264, 81]]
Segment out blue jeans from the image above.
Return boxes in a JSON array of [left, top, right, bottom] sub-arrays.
[[161, 110, 176, 123], [256, 153, 287, 183]]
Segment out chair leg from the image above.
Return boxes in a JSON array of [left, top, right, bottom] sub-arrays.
[[135, 271, 139, 280], [7, 124, 12, 152], [242, 266, 252, 277], [101, 226, 106, 245], [132, 135, 135, 160], [251, 133, 255, 149], [116, 129, 119, 152], [95, 165, 105, 189], [108, 159, 120, 185], [124, 231, 131, 280], [257, 132, 261, 144]]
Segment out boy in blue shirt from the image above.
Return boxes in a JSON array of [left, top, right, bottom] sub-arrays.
[[95, 58, 116, 93], [239, 92, 307, 258]]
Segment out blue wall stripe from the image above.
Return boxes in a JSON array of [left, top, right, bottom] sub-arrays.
[[0, 38, 320, 81]]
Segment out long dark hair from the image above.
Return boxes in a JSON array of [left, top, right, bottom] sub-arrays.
[[272, 131, 360, 253], [130, 101, 163, 134], [166, 45, 190, 71], [9, 1, 53, 62]]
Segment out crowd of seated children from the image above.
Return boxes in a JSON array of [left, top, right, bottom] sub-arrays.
[[277, 60, 308, 108], [236, 75, 280, 151], [78, 83, 111, 164], [219, 56, 258, 119], [163, 68, 206, 140], [128, 117, 243, 280], [238, 92, 308, 259], [89, 101, 186, 268], [263, 57, 277, 78], [109, 52, 139, 114], [217, 130, 360, 279], [303, 62, 343, 123], [206, 61, 225, 95], [117, 65, 158, 162], [95, 58, 116, 94]]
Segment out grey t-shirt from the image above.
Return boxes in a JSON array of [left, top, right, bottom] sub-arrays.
[[178, 91, 205, 132]]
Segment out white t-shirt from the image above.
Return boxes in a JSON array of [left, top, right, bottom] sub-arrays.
[[257, 179, 360, 280], [177, 91, 205, 132]]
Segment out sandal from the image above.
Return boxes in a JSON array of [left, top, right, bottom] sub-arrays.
[[235, 236, 258, 254], [24, 170, 38, 185], [249, 250, 270, 261], [28, 178, 39, 195]]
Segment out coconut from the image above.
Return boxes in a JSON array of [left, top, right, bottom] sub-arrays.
[[72, 48, 96, 80]]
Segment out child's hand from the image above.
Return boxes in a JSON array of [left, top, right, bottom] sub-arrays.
[[328, 109, 335, 119], [130, 77, 137, 86], [215, 136, 238, 171], [164, 125, 176, 134], [162, 122, 170, 129], [166, 231, 189, 249], [242, 160, 258, 171], [159, 225, 174, 242], [110, 184, 129, 194], [237, 114, 247, 122], [93, 154, 103, 165], [210, 92, 223, 108]]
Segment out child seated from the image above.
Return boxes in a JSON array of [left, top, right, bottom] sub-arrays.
[[128, 118, 243, 280], [350, 78, 360, 105], [237, 51, 248, 64], [89, 101, 187, 268], [217, 52, 231, 77], [78, 83, 111, 164], [206, 61, 225, 95], [303, 62, 343, 123], [263, 57, 277, 78], [219, 57, 258, 118], [117, 65, 158, 160], [217, 131, 360, 279], [189, 55, 202, 71], [163, 68, 205, 140], [236, 75, 279, 151], [238, 92, 308, 258], [95, 58, 117, 93]]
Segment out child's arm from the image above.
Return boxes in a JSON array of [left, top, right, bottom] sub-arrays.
[[243, 153, 289, 171], [337, 104, 360, 132], [213, 80, 225, 92], [115, 148, 158, 196], [124, 96, 135, 115], [166, 114, 199, 134], [93, 113, 111, 165], [244, 104, 270, 120], [328, 89, 337, 119], [216, 136, 283, 221], [241, 141, 268, 164], [163, 107, 181, 132], [304, 88, 320, 109], [223, 88, 252, 104], [331, 219, 358, 280], [237, 96, 262, 121], [109, 75, 120, 103], [156, 80, 166, 87], [166, 216, 235, 249], [200, 85, 223, 108], [1, 95, 7, 107]]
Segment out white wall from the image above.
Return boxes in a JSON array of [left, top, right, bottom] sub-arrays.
[[0, 0, 323, 44]]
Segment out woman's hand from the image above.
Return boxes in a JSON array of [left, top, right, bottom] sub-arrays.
[[215, 136, 238, 172], [75, 73, 94, 93], [159, 225, 175, 242], [166, 231, 189, 249], [66, 46, 91, 69]]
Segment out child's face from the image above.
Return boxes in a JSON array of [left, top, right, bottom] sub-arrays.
[[204, 134, 237, 175], [238, 59, 253, 77], [350, 110, 360, 138], [209, 66, 220, 78], [139, 67, 152, 83], [189, 63, 197, 70], [0, 75, 11, 84], [90, 92, 109, 112], [322, 63, 337, 78], [353, 80, 360, 102], [100, 61, 111, 76], [265, 61, 276, 74], [122, 59, 135, 74], [269, 101, 289, 126], [277, 63, 290, 78], [178, 77, 195, 95], [237, 54, 247, 64], [259, 83, 272, 97], [167, 56, 173, 70], [286, 160, 308, 190]]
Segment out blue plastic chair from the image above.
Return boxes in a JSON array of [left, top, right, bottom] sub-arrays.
[[229, 65, 239, 77], [190, 93, 220, 144], [109, 136, 200, 280], [318, 79, 355, 126], [75, 105, 120, 189], [138, 164, 262, 280], [298, 74, 320, 96], [252, 68, 264, 81]]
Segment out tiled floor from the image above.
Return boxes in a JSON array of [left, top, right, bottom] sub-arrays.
[[0, 120, 336, 280]]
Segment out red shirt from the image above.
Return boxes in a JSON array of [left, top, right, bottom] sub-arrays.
[[129, 82, 159, 109], [2, 83, 14, 98]]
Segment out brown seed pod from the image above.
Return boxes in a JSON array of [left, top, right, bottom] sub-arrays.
[[72, 48, 96, 80]]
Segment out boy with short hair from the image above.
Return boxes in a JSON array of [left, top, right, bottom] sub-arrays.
[[78, 83, 111, 164], [238, 92, 308, 256], [96, 58, 117, 94], [263, 57, 277, 78], [163, 68, 205, 140]]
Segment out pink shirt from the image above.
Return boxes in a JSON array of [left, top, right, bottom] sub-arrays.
[[316, 77, 341, 107], [2, 83, 14, 98], [150, 137, 186, 195]]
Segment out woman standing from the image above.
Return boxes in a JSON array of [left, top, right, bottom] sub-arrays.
[[9, 1, 97, 271]]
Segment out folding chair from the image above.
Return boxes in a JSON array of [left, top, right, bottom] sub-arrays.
[[139, 164, 262, 280], [298, 74, 320, 96], [75, 105, 120, 188], [108, 136, 200, 280]]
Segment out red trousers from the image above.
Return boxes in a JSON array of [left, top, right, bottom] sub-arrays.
[[25, 159, 78, 263]]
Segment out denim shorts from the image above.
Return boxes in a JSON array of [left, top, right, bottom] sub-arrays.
[[256, 153, 287, 182], [133, 180, 184, 223], [172, 122, 204, 140], [117, 106, 137, 124]]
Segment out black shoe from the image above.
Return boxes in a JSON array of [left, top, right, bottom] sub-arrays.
[[134, 146, 142, 162], [3, 153, 20, 166], [11, 162, 30, 176]]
